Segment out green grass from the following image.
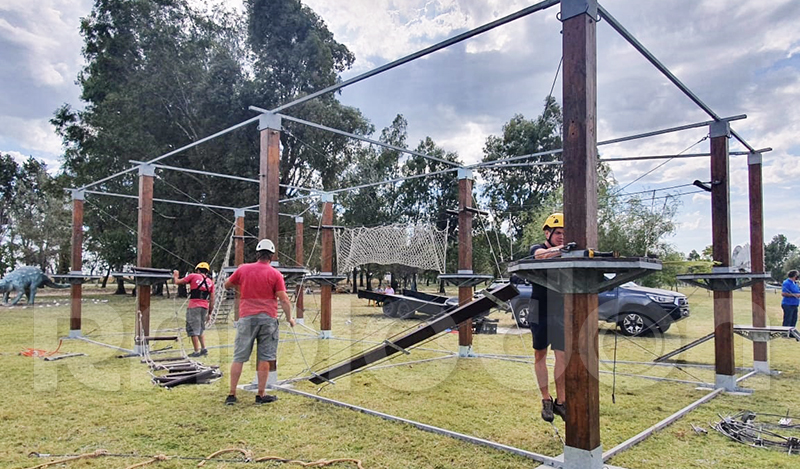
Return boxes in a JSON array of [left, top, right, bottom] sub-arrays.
[[1, 285, 799, 468]]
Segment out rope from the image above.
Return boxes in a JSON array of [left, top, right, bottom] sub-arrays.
[[124, 454, 169, 469], [196, 448, 254, 466], [254, 455, 365, 468], [22, 449, 108, 469], [19, 339, 62, 358]]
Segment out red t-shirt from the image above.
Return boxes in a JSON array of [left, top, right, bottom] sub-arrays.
[[227, 262, 286, 318], [182, 273, 214, 309]]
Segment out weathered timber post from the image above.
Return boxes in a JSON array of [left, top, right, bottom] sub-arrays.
[[748, 151, 768, 373], [562, 0, 601, 466], [710, 120, 736, 390], [320, 194, 334, 338], [457, 168, 474, 357], [69, 189, 84, 338], [295, 216, 305, 324], [135, 163, 154, 354]]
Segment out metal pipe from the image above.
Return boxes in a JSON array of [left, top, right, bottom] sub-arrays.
[[598, 115, 747, 147], [275, 113, 461, 168], [602, 387, 724, 461], [273, 386, 563, 466], [597, 4, 756, 152], [78, 116, 260, 191], [84, 189, 258, 213], [254, 0, 560, 115]]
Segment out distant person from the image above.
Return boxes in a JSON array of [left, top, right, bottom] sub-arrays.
[[529, 212, 567, 422], [224, 239, 294, 405], [173, 262, 214, 357], [782, 270, 800, 328], [384, 284, 395, 295]]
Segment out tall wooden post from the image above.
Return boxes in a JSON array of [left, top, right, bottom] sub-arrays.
[[748, 152, 768, 372], [233, 208, 245, 322], [259, 113, 282, 256], [136, 164, 154, 353], [295, 216, 305, 323], [710, 120, 736, 390], [320, 194, 334, 338], [69, 189, 84, 338], [561, 0, 601, 466], [457, 169, 474, 357]]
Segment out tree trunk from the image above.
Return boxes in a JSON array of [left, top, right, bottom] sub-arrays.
[[439, 279, 445, 294], [352, 267, 358, 293], [114, 277, 126, 295]]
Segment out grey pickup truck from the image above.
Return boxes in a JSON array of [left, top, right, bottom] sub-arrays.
[[499, 279, 690, 335]]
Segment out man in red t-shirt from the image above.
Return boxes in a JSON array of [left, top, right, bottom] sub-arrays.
[[223, 239, 294, 405], [173, 262, 215, 357]]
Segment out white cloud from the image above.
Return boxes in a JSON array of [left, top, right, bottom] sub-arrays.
[[0, 115, 63, 155]]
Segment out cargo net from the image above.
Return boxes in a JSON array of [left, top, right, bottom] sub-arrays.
[[334, 222, 448, 275]]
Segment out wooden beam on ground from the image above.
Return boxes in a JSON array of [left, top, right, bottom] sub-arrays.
[[748, 152, 768, 369], [457, 169, 474, 353], [309, 283, 518, 384], [710, 121, 735, 384], [561, 0, 601, 463]]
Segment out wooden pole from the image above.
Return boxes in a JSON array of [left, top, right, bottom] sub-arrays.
[[320, 195, 334, 337], [710, 120, 736, 388], [295, 216, 305, 322], [748, 152, 768, 371], [561, 0, 601, 463], [69, 190, 84, 337], [233, 208, 245, 322], [136, 164, 154, 352], [259, 113, 282, 254], [457, 169, 474, 356]]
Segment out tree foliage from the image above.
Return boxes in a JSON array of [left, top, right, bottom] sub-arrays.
[[765, 234, 797, 281]]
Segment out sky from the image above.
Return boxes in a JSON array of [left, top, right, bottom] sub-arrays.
[[1, 0, 799, 258]]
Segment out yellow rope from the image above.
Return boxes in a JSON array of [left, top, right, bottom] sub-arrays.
[[254, 455, 365, 468], [124, 454, 169, 469], [22, 449, 108, 469]]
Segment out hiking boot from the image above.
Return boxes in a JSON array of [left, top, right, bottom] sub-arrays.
[[553, 400, 567, 421], [541, 398, 554, 422], [225, 395, 237, 406], [199, 348, 208, 356], [256, 394, 278, 404], [188, 350, 201, 357]]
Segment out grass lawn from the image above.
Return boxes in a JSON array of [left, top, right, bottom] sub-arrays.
[[1, 284, 799, 468]]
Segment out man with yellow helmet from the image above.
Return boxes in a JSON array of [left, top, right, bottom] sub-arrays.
[[528, 212, 567, 422], [173, 261, 215, 357]]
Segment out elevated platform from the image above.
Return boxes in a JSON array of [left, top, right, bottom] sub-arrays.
[[508, 257, 661, 294], [676, 271, 771, 292], [51, 272, 103, 285], [111, 267, 173, 286], [304, 273, 346, 287]]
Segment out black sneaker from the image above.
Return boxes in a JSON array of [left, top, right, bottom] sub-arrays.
[[541, 398, 554, 422], [225, 395, 237, 406], [256, 394, 278, 404], [553, 400, 567, 421], [199, 348, 208, 356], [188, 351, 201, 357]]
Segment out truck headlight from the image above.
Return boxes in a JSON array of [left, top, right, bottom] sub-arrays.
[[646, 293, 674, 304]]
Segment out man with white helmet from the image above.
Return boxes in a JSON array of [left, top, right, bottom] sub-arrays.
[[173, 261, 214, 357], [223, 239, 295, 405]]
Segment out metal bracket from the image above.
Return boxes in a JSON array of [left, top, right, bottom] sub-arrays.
[[71, 189, 85, 201], [709, 120, 731, 138], [560, 0, 598, 21], [258, 113, 282, 131], [138, 163, 155, 177], [233, 208, 245, 218], [457, 168, 473, 180], [383, 340, 411, 355], [309, 372, 336, 386], [748, 152, 762, 165]]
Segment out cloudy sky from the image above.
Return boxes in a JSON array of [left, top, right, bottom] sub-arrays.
[[1, 0, 799, 257]]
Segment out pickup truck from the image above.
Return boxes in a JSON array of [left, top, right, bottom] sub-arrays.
[[500, 280, 690, 336]]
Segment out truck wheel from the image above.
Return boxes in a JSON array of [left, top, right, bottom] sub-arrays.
[[513, 305, 531, 328], [395, 301, 415, 319], [618, 312, 650, 336], [382, 301, 399, 318]]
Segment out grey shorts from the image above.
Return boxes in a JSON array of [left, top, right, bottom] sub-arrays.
[[185, 307, 208, 337], [232, 314, 279, 363]]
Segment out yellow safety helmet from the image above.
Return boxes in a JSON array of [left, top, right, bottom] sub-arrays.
[[195, 262, 210, 271], [542, 213, 564, 231]]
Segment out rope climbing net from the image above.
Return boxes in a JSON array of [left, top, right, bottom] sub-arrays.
[[334, 222, 448, 275]]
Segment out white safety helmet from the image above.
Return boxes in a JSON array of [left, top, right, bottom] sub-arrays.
[[256, 238, 275, 253]]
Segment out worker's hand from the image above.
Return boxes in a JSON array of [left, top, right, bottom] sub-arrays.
[[287, 318, 296, 328], [172, 270, 179, 279]]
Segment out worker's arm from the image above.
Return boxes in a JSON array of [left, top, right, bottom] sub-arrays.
[[224, 278, 236, 290], [276, 290, 295, 327], [533, 245, 564, 259], [172, 270, 189, 285]]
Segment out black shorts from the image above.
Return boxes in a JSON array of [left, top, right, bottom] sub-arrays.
[[529, 296, 565, 352]]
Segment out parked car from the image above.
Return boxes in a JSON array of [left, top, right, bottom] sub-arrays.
[[497, 279, 690, 335]]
